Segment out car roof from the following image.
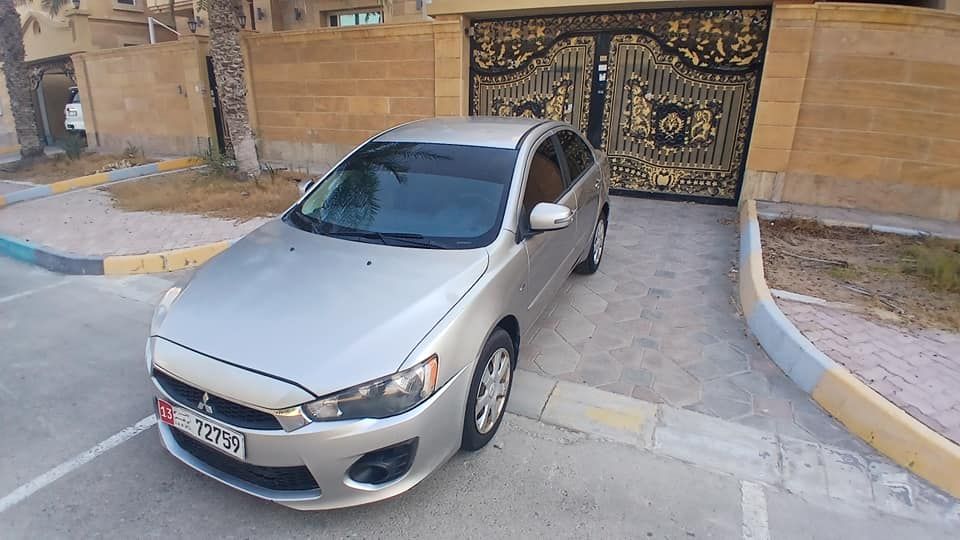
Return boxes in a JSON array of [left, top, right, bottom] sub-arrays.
[[374, 116, 554, 149]]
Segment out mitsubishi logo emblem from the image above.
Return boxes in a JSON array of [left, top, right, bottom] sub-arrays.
[[198, 392, 214, 415]]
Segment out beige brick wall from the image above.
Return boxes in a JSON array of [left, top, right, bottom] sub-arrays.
[[72, 37, 217, 156], [245, 19, 466, 169], [744, 2, 960, 222]]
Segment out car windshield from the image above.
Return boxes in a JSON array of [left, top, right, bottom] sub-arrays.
[[285, 142, 518, 249]]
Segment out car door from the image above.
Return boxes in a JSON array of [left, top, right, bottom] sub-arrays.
[[556, 129, 601, 254], [519, 135, 579, 317]]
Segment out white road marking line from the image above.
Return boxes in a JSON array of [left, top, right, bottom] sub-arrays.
[[0, 415, 157, 514], [741, 480, 770, 540], [0, 279, 74, 305]]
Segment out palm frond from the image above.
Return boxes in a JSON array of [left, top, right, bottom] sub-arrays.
[[39, 0, 69, 17]]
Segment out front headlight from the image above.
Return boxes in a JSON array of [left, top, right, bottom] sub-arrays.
[[150, 286, 182, 336], [302, 356, 439, 422]]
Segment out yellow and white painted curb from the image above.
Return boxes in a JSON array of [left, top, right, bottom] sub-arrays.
[[0, 156, 202, 208], [0, 155, 226, 275], [0, 232, 233, 276], [739, 199, 960, 498], [102, 241, 233, 275]]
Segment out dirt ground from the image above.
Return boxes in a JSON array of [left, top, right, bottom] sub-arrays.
[[0, 152, 154, 184], [106, 168, 302, 222], [760, 218, 960, 332]]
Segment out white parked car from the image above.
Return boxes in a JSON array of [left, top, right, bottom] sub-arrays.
[[64, 86, 84, 133]]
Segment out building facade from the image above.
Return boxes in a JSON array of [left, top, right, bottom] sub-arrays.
[[62, 0, 960, 222]]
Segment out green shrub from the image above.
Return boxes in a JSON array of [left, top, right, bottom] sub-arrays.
[[902, 239, 960, 293], [62, 133, 86, 160]]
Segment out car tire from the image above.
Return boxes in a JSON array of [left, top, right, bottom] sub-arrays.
[[461, 328, 515, 451], [575, 212, 607, 275]]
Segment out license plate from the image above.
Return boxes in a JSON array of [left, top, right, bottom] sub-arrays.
[[67, 110, 77, 117], [157, 398, 245, 459]]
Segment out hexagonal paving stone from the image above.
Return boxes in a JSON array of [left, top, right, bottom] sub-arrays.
[[603, 299, 647, 323], [533, 342, 581, 376], [569, 352, 622, 386], [701, 378, 752, 404], [582, 272, 618, 294], [555, 313, 596, 343], [530, 328, 567, 349], [620, 365, 654, 386], [700, 394, 754, 419], [570, 290, 608, 315], [613, 279, 650, 298], [653, 382, 701, 407], [631, 385, 664, 403]]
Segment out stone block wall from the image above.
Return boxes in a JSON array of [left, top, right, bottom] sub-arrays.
[[244, 18, 465, 170], [743, 2, 960, 222], [72, 37, 218, 156]]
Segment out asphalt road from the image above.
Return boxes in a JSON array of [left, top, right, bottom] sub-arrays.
[[0, 257, 957, 539]]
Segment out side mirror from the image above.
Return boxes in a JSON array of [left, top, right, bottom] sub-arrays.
[[298, 179, 316, 196], [529, 202, 574, 232]]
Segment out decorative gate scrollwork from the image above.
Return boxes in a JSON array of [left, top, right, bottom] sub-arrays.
[[469, 8, 770, 203]]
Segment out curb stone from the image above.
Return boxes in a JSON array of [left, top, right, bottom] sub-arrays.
[[0, 156, 201, 208], [0, 156, 233, 275], [739, 199, 960, 499], [508, 369, 960, 521], [0, 233, 233, 276]]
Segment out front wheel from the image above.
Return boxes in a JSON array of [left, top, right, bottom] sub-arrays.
[[575, 213, 607, 275], [461, 328, 514, 451]]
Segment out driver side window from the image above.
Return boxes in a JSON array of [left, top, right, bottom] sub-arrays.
[[522, 137, 566, 223]]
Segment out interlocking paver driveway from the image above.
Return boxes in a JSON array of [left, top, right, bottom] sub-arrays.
[[519, 197, 866, 450]]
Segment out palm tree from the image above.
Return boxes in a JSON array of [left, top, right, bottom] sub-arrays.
[[0, 0, 61, 157], [202, 0, 259, 178]]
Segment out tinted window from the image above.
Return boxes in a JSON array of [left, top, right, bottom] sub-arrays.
[[522, 138, 566, 219], [286, 142, 518, 249], [557, 130, 595, 182]]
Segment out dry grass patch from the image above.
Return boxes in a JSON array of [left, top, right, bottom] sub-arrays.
[[761, 217, 960, 331], [107, 168, 302, 222], [0, 152, 154, 184]]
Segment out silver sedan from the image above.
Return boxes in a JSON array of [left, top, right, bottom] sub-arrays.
[[147, 117, 611, 509]]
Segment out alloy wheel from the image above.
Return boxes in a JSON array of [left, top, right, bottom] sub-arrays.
[[592, 219, 606, 265], [475, 347, 511, 434]]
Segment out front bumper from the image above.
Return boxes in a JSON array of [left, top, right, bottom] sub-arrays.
[[153, 365, 471, 510]]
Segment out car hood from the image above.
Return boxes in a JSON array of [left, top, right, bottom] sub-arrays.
[[156, 219, 489, 398]]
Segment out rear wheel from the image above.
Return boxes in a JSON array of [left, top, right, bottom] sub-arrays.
[[576, 213, 607, 274], [461, 328, 514, 451]]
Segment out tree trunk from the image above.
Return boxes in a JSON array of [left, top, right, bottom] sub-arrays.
[[207, 0, 259, 178], [0, 0, 44, 157]]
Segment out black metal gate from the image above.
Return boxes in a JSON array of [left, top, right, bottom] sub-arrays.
[[469, 8, 770, 204]]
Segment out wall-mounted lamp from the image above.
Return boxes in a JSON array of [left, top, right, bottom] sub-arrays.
[[256, 7, 265, 21], [237, 12, 247, 27], [294, 7, 303, 21], [71, 0, 80, 9], [187, 16, 204, 33]]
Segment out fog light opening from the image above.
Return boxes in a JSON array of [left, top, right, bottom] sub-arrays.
[[347, 438, 418, 486]]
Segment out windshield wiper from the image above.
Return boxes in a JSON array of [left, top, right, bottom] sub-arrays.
[[324, 230, 444, 249], [377, 232, 445, 249], [286, 208, 324, 234]]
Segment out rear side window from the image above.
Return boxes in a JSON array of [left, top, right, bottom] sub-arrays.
[[557, 130, 595, 182]]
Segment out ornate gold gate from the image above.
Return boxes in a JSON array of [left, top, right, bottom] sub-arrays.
[[470, 8, 770, 203]]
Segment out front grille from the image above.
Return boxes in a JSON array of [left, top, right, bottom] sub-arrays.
[[170, 428, 319, 492], [154, 370, 282, 430]]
